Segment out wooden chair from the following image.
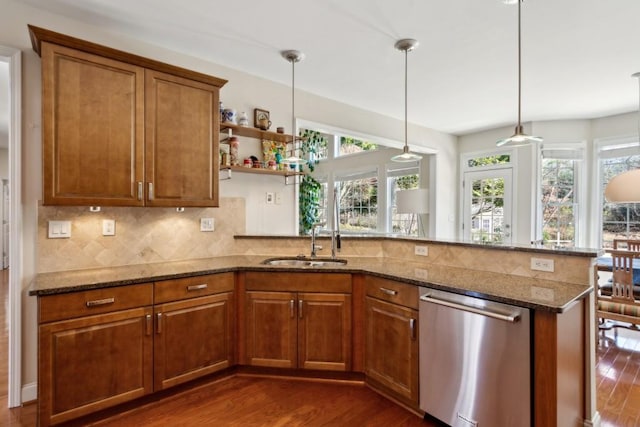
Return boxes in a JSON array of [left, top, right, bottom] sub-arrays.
[[596, 249, 640, 333], [613, 239, 640, 251]]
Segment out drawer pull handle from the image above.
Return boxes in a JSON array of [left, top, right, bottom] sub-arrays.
[[187, 284, 208, 292], [86, 297, 115, 307], [380, 287, 398, 296]]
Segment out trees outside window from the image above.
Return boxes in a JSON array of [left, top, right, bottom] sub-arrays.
[[541, 158, 577, 247]]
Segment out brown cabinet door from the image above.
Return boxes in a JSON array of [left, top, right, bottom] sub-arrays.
[[41, 42, 145, 206], [245, 291, 297, 368], [145, 69, 219, 207], [298, 293, 352, 371], [153, 292, 234, 391], [39, 307, 153, 426], [365, 296, 419, 403]]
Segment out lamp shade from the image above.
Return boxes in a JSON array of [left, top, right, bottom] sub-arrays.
[[396, 189, 429, 214], [604, 169, 640, 203]]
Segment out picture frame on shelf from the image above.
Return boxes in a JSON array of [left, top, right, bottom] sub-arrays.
[[254, 108, 271, 130]]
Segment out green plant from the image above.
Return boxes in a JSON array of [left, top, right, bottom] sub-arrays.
[[298, 129, 326, 235]]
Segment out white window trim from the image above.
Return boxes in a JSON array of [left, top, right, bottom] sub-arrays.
[[592, 135, 640, 247]]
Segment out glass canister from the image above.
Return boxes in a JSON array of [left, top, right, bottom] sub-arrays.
[[229, 136, 240, 166]]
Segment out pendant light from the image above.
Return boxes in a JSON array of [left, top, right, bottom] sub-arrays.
[[281, 49, 307, 166], [604, 72, 640, 203], [496, 0, 542, 147], [391, 39, 422, 162]]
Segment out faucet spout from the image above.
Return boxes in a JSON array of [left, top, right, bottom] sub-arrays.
[[310, 223, 324, 258]]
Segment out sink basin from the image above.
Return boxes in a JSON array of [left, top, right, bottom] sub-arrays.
[[261, 257, 348, 267]]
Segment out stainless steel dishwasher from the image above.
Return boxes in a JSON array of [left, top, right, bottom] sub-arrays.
[[419, 288, 530, 427]]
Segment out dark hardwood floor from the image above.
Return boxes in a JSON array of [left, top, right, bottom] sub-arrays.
[[1, 268, 639, 426], [597, 326, 640, 427]]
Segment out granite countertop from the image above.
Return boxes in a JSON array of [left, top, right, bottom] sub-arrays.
[[29, 255, 592, 313]]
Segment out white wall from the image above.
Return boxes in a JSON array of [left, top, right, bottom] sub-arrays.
[[0, 0, 459, 392]]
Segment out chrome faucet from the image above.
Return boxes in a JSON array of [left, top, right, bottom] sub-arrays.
[[332, 187, 341, 259], [310, 223, 323, 258]]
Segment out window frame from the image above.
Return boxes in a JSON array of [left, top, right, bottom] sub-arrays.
[[594, 136, 640, 248]]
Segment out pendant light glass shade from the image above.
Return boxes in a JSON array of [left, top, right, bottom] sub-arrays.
[[496, 0, 542, 147], [391, 39, 422, 163], [604, 72, 640, 203], [281, 49, 307, 166]]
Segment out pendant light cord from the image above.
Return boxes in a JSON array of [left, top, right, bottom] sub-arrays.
[[404, 48, 408, 151], [517, 0, 522, 128], [292, 59, 296, 143]]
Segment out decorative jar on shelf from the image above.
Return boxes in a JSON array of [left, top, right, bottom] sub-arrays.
[[238, 111, 249, 127], [229, 136, 240, 166]]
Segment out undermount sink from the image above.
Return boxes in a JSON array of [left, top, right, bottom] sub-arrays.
[[261, 257, 348, 267]]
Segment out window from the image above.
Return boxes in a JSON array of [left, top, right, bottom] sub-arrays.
[[337, 136, 378, 157], [599, 142, 640, 248], [336, 171, 378, 233], [297, 120, 433, 235], [541, 158, 578, 247], [388, 165, 420, 235]]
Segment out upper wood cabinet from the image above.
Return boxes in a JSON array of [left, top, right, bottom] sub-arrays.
[[30, 25, 227, 207], [145, 70, 220, 206]]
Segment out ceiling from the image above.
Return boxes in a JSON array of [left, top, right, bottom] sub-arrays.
[[17, 0, 640, 136]]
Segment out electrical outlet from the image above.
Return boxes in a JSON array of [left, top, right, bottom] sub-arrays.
[[102, 219, 115, 236], [530, 257, 554, 272], [200, 218, 215, 232], [415, 245, 429, 256], [275, 192, 282, 205], [414, 268, 429, 280], [48, 220, 71, 238]]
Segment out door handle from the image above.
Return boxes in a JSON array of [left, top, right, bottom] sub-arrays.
[[156, 312, 163, 333], [298, 299, 303, 319]]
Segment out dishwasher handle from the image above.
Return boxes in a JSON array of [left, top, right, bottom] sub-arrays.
[[420, 294, 521, 323]]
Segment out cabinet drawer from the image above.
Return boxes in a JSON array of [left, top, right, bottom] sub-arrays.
[[365, 276, 418, 309], [154, 273, 234, 304], [245, 272, 351, 293], [39, 283, 153, 323]]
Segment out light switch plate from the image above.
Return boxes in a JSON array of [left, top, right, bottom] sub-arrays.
[[102, 219, 115, 236], [48, 220, 71, 238], [200, 218, 215, 232]]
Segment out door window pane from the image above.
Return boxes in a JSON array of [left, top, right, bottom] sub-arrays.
[[470, 177, 505, 243]]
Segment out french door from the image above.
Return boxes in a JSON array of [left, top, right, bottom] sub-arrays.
[[463, 168, 513, 244]]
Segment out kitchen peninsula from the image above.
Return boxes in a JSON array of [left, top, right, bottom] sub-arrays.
[[31, 236, 600, 427]]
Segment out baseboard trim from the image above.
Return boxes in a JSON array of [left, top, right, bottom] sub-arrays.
[[584, 411, 601, 427], [21, 382, 37, 404]]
